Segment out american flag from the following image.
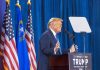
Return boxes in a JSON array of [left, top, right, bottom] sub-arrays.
[[0, 1, 19, 70], [25, 2, 37, 70]]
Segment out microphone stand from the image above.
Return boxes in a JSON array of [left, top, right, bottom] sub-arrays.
[[81, 32, 86, 70], [64, 29, 78, 52]]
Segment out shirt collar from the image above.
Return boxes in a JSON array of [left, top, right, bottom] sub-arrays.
[[49, 28, 56, 37]]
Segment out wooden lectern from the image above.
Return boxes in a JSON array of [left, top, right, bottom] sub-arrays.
[[49, 54, 69, 70]]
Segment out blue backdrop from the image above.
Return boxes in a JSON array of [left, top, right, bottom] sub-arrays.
[[0, 0, 100, 70]]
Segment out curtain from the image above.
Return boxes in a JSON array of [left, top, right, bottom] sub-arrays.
[[0, 0, 100, 70]]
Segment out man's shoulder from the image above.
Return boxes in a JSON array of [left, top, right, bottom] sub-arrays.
[[40, 30, 52, 40], [42, 30, 51, 36]]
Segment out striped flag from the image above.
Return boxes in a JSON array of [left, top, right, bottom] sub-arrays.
[[25, 1, 37, 70], [0, 0, 19, 70]]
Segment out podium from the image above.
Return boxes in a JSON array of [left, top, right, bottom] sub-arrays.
[[49, 54, 69, 70], [49, 53, 92, 70]]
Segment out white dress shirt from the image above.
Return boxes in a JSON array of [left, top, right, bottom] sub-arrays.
[[49, 28, 56, 38], [49, 28, 62, 54]]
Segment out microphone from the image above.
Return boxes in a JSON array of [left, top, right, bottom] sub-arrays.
[[64, 29, 78, 52], [64, 29, 75, 41]]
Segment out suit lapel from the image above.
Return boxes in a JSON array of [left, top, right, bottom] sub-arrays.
[[48, 29, 57, 48]]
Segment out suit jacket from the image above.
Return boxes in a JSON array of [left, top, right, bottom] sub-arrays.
[[37, 29, 69, 70]]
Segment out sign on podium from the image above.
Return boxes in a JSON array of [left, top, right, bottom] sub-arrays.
[[68, 53, 92, 70]]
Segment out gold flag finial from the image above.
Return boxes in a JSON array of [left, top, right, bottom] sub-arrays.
[[27, 0, 31, 5], [6, 0, 10, 5]]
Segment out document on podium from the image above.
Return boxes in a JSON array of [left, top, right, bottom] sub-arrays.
[[69, 17, 92, 33]]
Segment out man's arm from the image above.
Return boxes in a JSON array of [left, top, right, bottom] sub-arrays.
[[39, 34, 55, 55], [62, 44, 76, 54], [69, 44, 76, 53]]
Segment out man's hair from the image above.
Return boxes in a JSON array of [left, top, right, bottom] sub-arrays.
[[48, 18, 63, 27]]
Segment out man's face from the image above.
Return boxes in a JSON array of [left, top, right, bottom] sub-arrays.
[[52, 20, 62, 33]]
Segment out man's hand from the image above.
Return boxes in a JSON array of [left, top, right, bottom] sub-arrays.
[[54, 42, 60, 54], [70, 44, 76, 53]]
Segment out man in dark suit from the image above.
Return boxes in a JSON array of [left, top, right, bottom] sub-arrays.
[[37, 18, 75, 70]]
